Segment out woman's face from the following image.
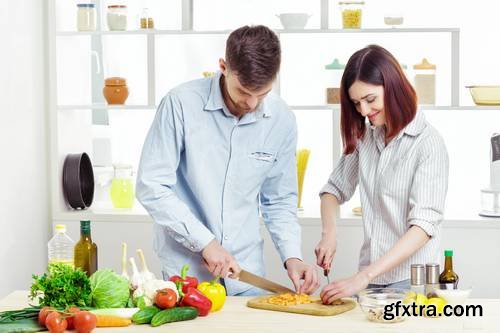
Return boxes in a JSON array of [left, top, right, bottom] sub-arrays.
[[348, 80, 386, 127]]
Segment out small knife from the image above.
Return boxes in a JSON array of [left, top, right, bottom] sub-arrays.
[[236, 269, 296, 294], [324, 268, 330, 284]]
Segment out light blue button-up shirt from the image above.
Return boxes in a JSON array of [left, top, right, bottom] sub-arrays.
[[136, 72, 302, 295]]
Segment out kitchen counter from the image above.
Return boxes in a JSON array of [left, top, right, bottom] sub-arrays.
[[1, 291, 499, 332]]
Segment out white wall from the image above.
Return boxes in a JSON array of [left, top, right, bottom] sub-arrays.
[[0, 1, 49, 298]]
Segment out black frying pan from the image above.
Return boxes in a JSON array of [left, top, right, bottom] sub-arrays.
[[62, 152, 94, 209]]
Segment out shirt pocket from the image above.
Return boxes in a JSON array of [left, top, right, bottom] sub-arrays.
[[380, 156, 410, 197], [236, 148, 277, 193]]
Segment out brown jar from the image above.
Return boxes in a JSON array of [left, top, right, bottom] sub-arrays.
[[103, 77, 129, 104]]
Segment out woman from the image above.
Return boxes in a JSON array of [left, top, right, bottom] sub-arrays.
[[315, 45, 449, 304]]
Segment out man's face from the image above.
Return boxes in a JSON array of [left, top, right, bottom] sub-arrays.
[[219, 59, 273, 117]]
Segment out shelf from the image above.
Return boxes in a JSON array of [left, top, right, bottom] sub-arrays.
[[56, 28, 460, 37], [289, 105, 500, 111], [57, 104, 156, 110]]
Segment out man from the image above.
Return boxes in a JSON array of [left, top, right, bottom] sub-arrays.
[[136, 25, 319, 296]]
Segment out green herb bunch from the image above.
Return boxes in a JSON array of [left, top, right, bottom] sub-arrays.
[[30, 263, 92, 308]]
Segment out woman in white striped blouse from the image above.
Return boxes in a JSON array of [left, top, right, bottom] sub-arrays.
[[317, 45, 449, 304]]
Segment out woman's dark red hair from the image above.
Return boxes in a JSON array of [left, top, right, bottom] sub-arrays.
[[340, 44, 417, 154]]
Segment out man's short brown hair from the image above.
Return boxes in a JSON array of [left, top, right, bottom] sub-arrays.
[[225, 25, 281, 90]]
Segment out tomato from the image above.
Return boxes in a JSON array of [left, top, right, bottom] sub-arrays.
[[45, 311, 68, 333], [73, 311, 97, 333], [155, 288, 177, 309], [66, 307, 80, 330], [38, 306, 55, 326]]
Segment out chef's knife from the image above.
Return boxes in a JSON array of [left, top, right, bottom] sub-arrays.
[[236, 269, 296, 294]]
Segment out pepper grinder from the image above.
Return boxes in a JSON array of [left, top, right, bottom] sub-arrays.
[[410, 264, 425, 295], [425, 263, 440, 298]]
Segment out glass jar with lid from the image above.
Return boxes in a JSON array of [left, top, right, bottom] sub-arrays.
[[140, 8, 155, 29], [324, 58, 345, 104], [110, 164, 134, 209], [76, 4, 96, 31], [339, 1, 364, 29], [107, 5, 128, 31], [413, 58, 436, 105]]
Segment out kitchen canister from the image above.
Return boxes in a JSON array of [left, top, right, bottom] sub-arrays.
[[413, 58, 436, 105], [103, 77, 129, 104], [76, 3, 96, 31]]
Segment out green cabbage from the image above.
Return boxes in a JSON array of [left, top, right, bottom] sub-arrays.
[[90, 269, 130, 308]]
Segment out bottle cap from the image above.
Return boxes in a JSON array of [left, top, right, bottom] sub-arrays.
[[445, 250, 453, 257], [411, 264, 425, 285], [55, 224, 66, 232], [80, 220, 91, 233]]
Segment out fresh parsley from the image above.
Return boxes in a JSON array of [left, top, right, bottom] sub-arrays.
[[30, 263, 92, 308]]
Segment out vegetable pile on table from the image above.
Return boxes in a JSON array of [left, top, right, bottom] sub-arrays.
[[0, 247, 228, 332]]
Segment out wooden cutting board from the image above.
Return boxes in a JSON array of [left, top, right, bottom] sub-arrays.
[[247, 295, 356, 316]]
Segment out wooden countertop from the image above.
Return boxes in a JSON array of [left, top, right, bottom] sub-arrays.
[[1, 291, 498, 332]]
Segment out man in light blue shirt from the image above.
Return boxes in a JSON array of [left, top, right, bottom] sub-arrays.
[[136, 25, 319, 296]]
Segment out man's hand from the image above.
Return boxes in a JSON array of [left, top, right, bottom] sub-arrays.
[[320, 271, 371, 304], [314, 231, 337, 270], [202, 239, 241, 278], [285, 258, 320, 295]]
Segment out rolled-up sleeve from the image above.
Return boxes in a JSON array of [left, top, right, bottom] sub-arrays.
[[259, 117, 302, 265], [407, 135, 449, 237], [136, 94, 215, 252], [320, 149, 359, 204]]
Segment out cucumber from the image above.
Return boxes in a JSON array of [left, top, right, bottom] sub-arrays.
[[131, 306, 161, 324], [150, 307, 198, 327]]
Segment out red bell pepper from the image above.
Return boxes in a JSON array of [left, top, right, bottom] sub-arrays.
[[178, 285, 212, 317], [169, 264, 199, 293]]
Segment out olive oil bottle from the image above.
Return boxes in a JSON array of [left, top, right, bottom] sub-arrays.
[[439, 250, 459, 290], [74, 220, 98, 276]]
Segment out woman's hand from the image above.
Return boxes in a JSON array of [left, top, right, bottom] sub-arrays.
[[314, 231, 336, 270], [320, 271, 371, 304]]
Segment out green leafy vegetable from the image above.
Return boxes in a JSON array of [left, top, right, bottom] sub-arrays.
[[90, 269, 130, 308], [30, 263, 91, 308]]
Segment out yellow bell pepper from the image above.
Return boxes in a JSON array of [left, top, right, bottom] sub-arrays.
[[197, 277, 226, 312]]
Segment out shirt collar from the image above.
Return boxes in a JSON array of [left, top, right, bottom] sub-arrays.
[[403, 110, 427, 136], [204, 71, 273, 121]]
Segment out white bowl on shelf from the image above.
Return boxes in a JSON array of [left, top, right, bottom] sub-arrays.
[[276, 13, 311, 29], [435, 288, 472, 305]]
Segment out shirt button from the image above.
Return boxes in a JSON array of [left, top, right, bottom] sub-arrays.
[[190, 245, 195, 250], [224, 236, 229, 240]]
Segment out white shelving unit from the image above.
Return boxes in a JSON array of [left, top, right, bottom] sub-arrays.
[[48, 0, 474, 223]]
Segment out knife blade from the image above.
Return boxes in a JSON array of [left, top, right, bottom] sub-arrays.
[[236, 269, 296, 294]]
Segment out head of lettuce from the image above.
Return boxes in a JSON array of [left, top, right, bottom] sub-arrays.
[[90, 269, 130, 308]]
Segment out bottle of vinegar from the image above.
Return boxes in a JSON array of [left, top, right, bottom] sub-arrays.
[[439, 250, 459, 289]]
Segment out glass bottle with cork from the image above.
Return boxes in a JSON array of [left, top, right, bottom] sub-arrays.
[[439, 249, 459, 290], [74, 220, 98, 276]]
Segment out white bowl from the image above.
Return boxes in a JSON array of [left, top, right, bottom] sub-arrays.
[[276, 13, 311, 29], [435, 288, 472, 305]]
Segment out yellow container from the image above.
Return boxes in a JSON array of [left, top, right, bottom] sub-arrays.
[[467, 86, 500, 105], [110, 164, 135, 208], [339, 1, 364, 29]]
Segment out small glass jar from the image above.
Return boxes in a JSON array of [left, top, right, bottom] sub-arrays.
[[339, 1, 364, 29], [110, 164, 134, 209], [107, 5, 128, 31], [413, 58, 436, 105], [324, 58, 345, 104], [140, 8, 155, 29], [76, 4, 96, 31]]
